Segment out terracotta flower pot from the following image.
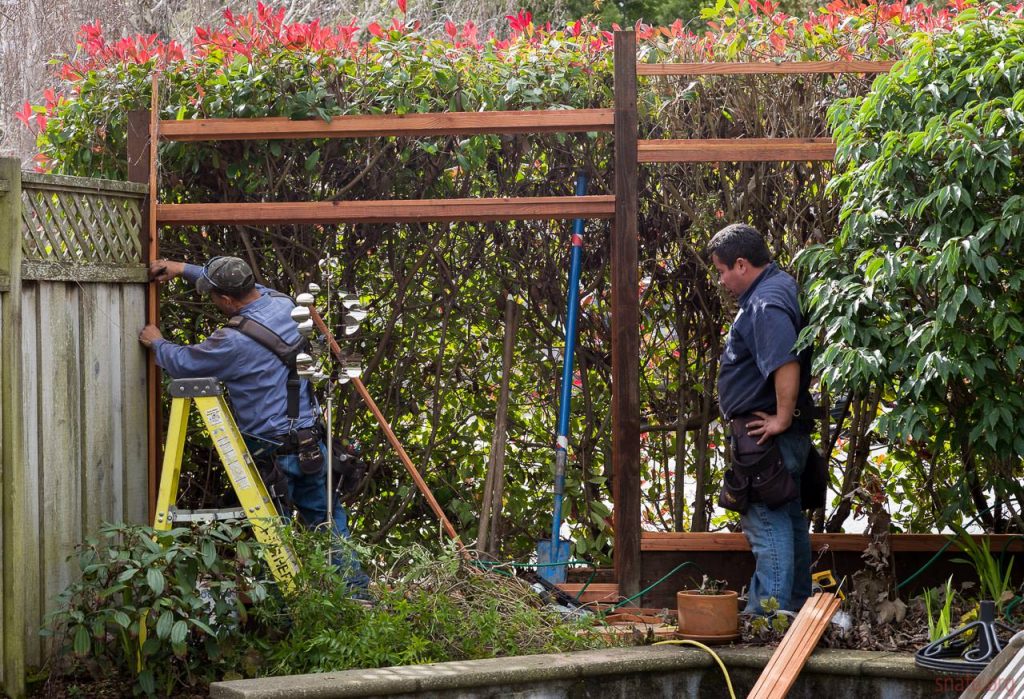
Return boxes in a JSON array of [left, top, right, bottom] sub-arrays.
[[676, 589, 739, 640]]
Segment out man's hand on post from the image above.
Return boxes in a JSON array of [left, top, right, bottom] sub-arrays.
[[149, 259, 185, 283], [138, 324, 164, 348], [746, 411, 792, 445]]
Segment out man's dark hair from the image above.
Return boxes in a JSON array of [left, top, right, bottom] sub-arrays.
[[707, 223, 772, 268], [213, 286, 252, 301]]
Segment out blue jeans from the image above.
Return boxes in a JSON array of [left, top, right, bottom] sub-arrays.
[[738, 429, 812, 614], [267, 441, 370, 592]]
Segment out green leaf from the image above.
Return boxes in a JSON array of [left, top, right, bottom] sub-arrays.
[[156, 609, 174, 640], [202, 539, 217, 568], [147, 567, 165, 596], [170, 619, 188, 646], [72, 624, 91, 656], [138, 669, 156, 695]]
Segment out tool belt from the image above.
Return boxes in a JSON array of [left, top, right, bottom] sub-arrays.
[[718, 416, 799, 514], [272, 423, 325, 475]]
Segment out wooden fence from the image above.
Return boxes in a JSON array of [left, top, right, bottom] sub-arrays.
[[0, 159, 149, 698]]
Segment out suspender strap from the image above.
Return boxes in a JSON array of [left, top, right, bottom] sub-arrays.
[[226, 315, 307, 421]]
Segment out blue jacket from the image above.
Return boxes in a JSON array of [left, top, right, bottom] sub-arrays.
[[152, 263, 318, 439]]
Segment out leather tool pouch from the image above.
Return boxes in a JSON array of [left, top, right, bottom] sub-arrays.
[[736, 443, 799, 510], [331, 439, 369, 496], [294, 427, 324, 475], [718, 466, 751, 514], [255, 456, 294, 514], [800, 447, 828, 510]]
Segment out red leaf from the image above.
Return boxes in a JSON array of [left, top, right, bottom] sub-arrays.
[[367, 21, 384, 37], [14, 101, 32, 127], [444, 20, 457, 39], [397, 0, 407, 14]]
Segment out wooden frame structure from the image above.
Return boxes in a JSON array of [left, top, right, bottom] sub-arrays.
[[133, 33, 897, 600], [611, 37, 894, 598], [128, 89, 617, 520]]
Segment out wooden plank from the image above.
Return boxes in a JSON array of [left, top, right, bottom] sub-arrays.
[[147, 80, 160, 524], [21, 261, 148, 283], [748, 592, 841, 698], [772, 595, 841, 694], [770, 596, 836, 692], [960, 630, 1024, 698], [0, 158, 26, 697], [79, 285, 117, 534], [156, 196, 617, 226], [638, 138, 836, 163], [556, 583, 621, 605], [754, 601, 811, 694], [0, 289, 3, 691], [38, 282, 82, 659], [128, 107, 160, 523], [21, 172, 148, 196], [612, 29, 642, 601], [18, 282, 41, 669], [640, 531, 1024, 553], [158, 109, 615, 141], [637, 60, 895, 76], [119, 282, 149, 525]]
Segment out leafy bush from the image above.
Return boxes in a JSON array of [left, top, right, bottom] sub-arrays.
[[799, 11, 1024, 528], [244, 531, 613, 675], [44, 521, 269, 696], [44, 522, 612, 695]]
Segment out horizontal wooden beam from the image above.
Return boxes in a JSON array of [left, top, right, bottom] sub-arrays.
[[641, 531, 1024, 553], [555, 583, 620, 604], [156, 196, 616, 225], [20, 261, 148, 284], [637, 60, 895, 76], [21, 172, 149, 196], [159, 109, 615, 141], [638, 138, 836, 163]]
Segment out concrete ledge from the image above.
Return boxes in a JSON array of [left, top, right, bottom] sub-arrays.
[[210, 646, 951, 699]]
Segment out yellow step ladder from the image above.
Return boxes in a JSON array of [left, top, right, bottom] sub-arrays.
[[153, 377, 299, 592]]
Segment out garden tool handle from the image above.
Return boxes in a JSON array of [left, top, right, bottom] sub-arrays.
[[308, 306, 469, 559]]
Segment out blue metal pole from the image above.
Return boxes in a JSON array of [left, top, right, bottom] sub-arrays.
[[546, 173, 587, 580]]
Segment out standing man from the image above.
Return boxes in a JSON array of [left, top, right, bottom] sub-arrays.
[[709, 223, 813, 615], [139, 256, 370, 594]]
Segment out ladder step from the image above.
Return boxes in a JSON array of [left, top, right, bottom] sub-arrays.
[[169, 507, 246, 523]]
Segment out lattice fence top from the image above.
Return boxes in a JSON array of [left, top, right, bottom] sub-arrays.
[[20, 172, 147, 265]]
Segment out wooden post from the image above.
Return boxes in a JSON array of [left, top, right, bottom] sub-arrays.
[[127, 107, 159, 521], [477, 294, 517, 555], [612, 31, 641, 600], [0, 158, 26, 698]]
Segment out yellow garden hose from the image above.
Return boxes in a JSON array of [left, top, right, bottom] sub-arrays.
[[653, 639, 737, 699]]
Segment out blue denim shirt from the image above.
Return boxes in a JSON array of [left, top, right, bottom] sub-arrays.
[[717, 263, 806, 420], [152, 263, 318, 439]]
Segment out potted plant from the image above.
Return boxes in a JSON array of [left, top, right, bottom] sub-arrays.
[[676, 576, 739, 641]]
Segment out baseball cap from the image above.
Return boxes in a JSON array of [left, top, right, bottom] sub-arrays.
[[195, 256, 256, 294]]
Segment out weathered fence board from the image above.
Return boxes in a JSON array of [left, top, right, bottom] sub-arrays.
[[119, 283, 149, 526], [40, 283, 85, 634], [1, 161, 148, 697], [19, 283, 43, 668], [81, 284, 119, 535]]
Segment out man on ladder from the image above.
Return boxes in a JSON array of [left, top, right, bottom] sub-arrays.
[[138, 255, 370, 596]]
